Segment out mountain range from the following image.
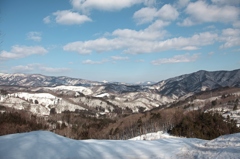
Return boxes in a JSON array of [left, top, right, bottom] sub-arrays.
[[1, 69, 240, 97], [0, 69, 240, 115], [1, 69, 240, 142]]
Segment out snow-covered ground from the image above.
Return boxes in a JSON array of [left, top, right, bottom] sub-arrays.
[[46, 85, 93, 95], [0, 131, 240, 159], [130, 131, 176, 140], [95, 93, 110, 98], [0, 92, 85, 115], [9, 92, 61, 106]]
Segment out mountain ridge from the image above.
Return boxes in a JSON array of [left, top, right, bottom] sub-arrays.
[[0, 73, 102, 87], [0, 68, 240, 98], [152, 68, 240, 97]]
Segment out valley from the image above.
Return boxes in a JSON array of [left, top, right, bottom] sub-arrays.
[[2, 0, 240, 158], [0, 69, 240, 140]]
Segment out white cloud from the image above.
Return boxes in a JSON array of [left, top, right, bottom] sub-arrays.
[[144, 20, 170, 33], [12, 65, 34, 72], [71, 0, 157, 12], [176, 0, 190, 8], [53, 10, 92, 25], [156, 4, 179, 21], [111, 56, 129, 60], [0, 45, 47, 60], [63, 41, 92, 54], [124, 32, 217, 54], [82, 56, 128, 65], [133, 7, 157, 25], [208, 52, 214, 56], [133, 4, 178, 25], [177, 18, 195, 26], [82, 59, 108, 64], [222, 28, 239, 36], [151, 53, 200, 65], [64, 30, 218, 54], [12, 64, 70, 73], [43, 16, 51, 24], [112, 27, 166, 41], [211, 0, 240, 6], [233, 21, 240, 28], [27, 32, 42, 42], [64, 38, 123, 54], [220, 28, 240, 48], [71, 0, 143, 12], [143, 0, 156, 7], [179, 46, 199, 51], [39, 66, 70, 73], [180, 1, 240, 26]]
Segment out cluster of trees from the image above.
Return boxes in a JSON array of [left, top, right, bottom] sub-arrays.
[[169, 111, 240, 140], [0, 90, 8, 95], [0, 108, 48, 136], [2, 105, 239, 140], [107, 108, 184, 140], [47, 110, 116, 139]]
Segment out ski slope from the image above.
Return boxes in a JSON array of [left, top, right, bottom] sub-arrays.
[[0, 131, 240, 159]]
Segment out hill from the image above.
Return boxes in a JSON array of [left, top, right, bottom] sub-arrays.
[[0, 131, 240, 159]]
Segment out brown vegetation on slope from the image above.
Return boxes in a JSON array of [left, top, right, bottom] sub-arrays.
[[0, 87, 240, 140]]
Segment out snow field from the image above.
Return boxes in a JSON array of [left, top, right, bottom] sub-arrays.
[[9, 92, 60, 107], [46, 85, 93, 95], [129, 131, 176, 140], [0, 92, 86, 115], [1, 131, 240, 159], [95, 93, 110, 98]]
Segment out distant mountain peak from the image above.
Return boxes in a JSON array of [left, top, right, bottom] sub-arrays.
[[102, 80, 108, 83]]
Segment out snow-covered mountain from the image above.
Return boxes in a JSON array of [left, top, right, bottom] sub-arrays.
[[0, 131, 240, 159], [152, 69, 240, 97], [0, 85, 173, 115], [0, 73, 101, 87], [0, 69, 240, 115], [1, 69, 240, 96], [2, 92, 86, 116]]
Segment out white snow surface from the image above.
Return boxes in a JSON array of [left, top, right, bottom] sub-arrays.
[[9, 92, 60, 107], [129, 131, 176, 140], [1, 92, 85, 115], [47, 85, 93, 95], [1, 131, 240, 159], [95, 93, 110, 98]]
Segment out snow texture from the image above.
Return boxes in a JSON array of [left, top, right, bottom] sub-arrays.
[[0, 131, 240, 159], [9, 92, 60, 106], [95, 93, 110, 98], [129, 131, 176, 140], [1, 92, 85, 115], [46, 85, 93, 95]]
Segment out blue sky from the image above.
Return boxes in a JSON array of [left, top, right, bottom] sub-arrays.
[[1, 0, 240, 83]]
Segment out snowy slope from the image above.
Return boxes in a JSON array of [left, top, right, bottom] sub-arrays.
[[46, 85, 93, 95], [0, 131, 240, 159], [9, 92, 60, 106], [1, 92, 85, 115], [129, 131, 176, 140], [152, 69, 240, 97]]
